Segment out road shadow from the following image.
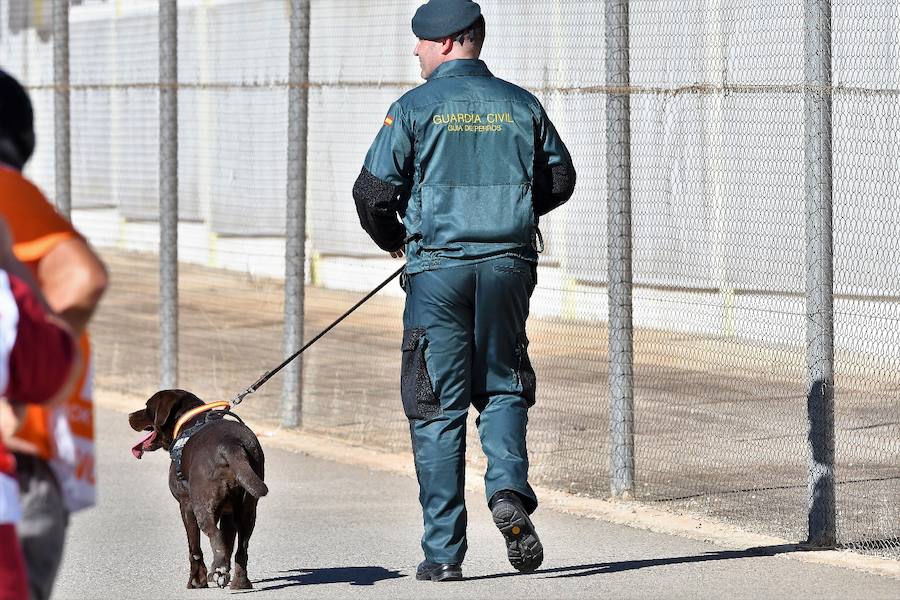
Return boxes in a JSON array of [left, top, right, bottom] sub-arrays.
[[239, 566, 405, 592], [465, 543, 806, 581]]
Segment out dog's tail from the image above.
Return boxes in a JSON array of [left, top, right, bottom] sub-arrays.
[[227, 447, 268, 498]]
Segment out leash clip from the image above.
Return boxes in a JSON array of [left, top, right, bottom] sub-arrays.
[[231, 386, 254, 407]]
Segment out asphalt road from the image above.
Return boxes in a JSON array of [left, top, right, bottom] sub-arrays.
[[91, 250, 900, 552], [52, 407, 898, 599]]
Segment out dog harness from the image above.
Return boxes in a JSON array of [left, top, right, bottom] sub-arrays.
[[169, 403, 246, 480]]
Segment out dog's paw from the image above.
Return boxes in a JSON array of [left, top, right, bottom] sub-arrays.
[[187, 562, 208, 588], [213, 566, 231, 589], [229, 576, 252, 590]]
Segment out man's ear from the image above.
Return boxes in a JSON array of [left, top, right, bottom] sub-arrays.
[[440, 37, 454, 55]]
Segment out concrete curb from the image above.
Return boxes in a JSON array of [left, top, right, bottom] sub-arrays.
[[105, 388, 900, 581]]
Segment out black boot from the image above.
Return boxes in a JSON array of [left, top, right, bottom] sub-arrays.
[[490, 490, 543, 572], [415, 560, 463, 582]]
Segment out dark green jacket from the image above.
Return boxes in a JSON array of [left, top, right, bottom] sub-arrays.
[[353, 59, 575, 274]]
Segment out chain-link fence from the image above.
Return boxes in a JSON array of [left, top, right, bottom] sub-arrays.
[[1, 0, 898, 558]]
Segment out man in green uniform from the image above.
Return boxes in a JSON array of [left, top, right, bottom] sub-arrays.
[[352, 0, 575, 581]]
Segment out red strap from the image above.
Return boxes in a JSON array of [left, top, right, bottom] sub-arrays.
[[0, 441, 14, 475], [5, 274, 75, 404]]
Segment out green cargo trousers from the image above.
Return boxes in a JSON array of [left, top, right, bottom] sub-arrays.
[[401, 256, 539, 565]]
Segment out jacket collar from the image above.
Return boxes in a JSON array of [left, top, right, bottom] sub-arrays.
[[428, 59, 492, 81]]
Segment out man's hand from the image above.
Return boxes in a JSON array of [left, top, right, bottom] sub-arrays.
[[389, 247, 405, 259]]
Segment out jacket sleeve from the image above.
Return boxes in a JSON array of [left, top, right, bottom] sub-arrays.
[[532, 104, 576, 217], [352, 102, 413, 251]]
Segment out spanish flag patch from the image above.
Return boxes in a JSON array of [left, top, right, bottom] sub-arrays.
[[383, 116, 394, 127]]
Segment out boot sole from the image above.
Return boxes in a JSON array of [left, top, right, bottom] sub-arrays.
[[492, 499, 544, 572], [415, 569, 463, 582]]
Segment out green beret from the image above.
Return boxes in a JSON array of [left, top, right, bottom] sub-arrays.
[[412, 0, 482, 40]]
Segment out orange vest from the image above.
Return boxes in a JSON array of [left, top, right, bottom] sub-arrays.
[[0, 167, 79, 268], [0, 166, 96, 511]]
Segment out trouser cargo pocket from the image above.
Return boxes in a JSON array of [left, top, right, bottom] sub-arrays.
[[515, 332, 537, 407], [401, 327, 441, 420]]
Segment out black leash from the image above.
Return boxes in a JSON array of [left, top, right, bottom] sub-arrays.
[[230, 264, 405, 406]]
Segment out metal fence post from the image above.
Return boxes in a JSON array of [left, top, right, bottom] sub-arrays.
[[804, 0, 836, 548], [53, 0, 70, 219], [159, 0, 178, 389], [283, 0, 311, 428], [703, 0, 732, 336], [606, 0, 634, 498]]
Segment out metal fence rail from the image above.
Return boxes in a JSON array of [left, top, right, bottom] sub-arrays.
[[1, 0, 898, 557]]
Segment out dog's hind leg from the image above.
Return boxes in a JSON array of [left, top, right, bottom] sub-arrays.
[[179, 502, 208, 588], [196, 509, 231, 588], [219, 511, 237, 582], [229, 497, 258, 590]]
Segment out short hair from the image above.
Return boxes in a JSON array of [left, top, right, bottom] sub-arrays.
[[453, 15, 485, 49], [0, 70, 35, 169]]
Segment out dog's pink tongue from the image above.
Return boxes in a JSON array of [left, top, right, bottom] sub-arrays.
[[131, 430, 157, 459]]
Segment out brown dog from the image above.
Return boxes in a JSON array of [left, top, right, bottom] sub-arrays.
[[128, 389, 267, 590]]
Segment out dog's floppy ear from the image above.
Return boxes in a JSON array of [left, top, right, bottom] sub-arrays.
[[146, 389, 205, 431], [128, 409, 153, 432], [146, 390, 181, 429]]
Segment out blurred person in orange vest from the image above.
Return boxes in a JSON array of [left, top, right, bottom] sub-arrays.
[[0, 217, 80, 600], [0, 69, 108, 600]]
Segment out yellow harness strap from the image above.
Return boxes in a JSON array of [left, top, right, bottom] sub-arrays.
[[173, 401, 231, 439]]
